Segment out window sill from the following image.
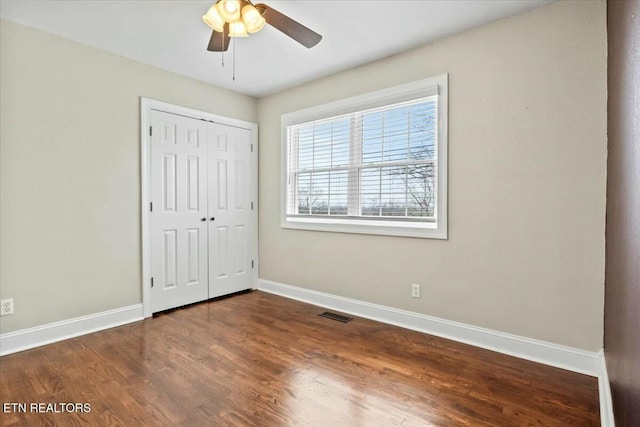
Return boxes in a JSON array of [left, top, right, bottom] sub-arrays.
[[282, 217, 448, 239]]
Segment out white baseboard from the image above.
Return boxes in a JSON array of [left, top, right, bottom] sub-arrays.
[[0, 304, 144, 356], [257, 279, 601, 376], [598, 350, 616, 427]]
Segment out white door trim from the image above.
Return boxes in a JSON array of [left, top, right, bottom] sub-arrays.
[[140, 98, 259, 318]]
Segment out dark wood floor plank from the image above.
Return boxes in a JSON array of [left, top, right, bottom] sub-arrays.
[[0, 291, 600, 426]]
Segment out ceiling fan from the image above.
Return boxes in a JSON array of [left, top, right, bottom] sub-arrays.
[[202, 0, 322, 52]]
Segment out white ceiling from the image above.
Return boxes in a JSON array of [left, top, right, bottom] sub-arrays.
[[0, 0, 552, 97]]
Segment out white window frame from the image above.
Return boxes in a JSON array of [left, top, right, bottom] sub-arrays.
[[281, 74, 448, 239]]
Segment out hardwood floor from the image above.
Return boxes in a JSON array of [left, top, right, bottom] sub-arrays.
[[0, 291, 600, 426]]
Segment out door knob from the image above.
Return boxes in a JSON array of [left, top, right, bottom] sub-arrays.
[[210, 217, 215, 221], [201, 218, 206, 222]]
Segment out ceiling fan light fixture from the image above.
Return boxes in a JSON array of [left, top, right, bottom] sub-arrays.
[[217, 0, 242, 23], [241, 4, 266, 33], [228, 21, 249, 37], [202, 5, 225, 32], [205, 0, 322, 56]]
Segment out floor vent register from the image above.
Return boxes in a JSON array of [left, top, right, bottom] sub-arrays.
[[318, 311, 353, 323]]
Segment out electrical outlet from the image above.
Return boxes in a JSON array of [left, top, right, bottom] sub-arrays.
[[0, 298, 14, 316], [411, 284, 421, 298]]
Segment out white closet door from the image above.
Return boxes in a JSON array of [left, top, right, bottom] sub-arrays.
[[150, 110, 209, 312], [208, 124, 253, 298]]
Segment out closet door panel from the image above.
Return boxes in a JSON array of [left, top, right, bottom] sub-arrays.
[[150, 111, 208, 312], [208, 124, 253, 298]]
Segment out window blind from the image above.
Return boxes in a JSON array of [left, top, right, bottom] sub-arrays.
[[286, 95, 438, 221]]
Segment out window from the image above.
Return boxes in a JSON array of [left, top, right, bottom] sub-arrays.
[[282, 75, 448, 239]]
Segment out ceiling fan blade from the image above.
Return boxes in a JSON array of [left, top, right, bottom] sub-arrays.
[[254, 3, 322, 48], [207, 23, 230, 52]]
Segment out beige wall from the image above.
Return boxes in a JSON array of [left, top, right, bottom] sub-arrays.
[[257, 0, 607, 350], [0, 20, 256, 333]]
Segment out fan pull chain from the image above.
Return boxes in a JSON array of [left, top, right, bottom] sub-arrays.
[[233, 37, 236, 81], [221, 30, 225, 67]]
